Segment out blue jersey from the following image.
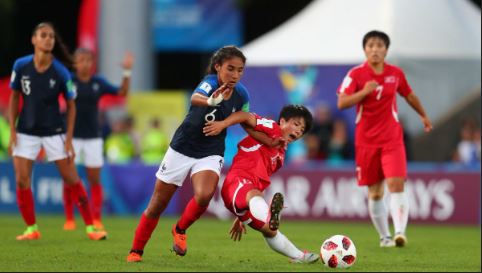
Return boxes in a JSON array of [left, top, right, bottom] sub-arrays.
[[170, 74, 250, 158], [9, 55, 76, 136], [72, 74, 119, 139]]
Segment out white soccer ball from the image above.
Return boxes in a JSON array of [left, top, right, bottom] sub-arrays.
[[320, 235, 357, 269]]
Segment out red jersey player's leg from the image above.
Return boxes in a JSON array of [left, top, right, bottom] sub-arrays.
[[356, 146, 394, 247], [382, 145, 409, 247]]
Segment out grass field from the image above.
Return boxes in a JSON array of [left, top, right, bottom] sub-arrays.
[[0, 215, 480, 272]]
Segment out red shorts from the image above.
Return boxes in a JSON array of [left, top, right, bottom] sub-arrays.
[[355, 145, 407, 186], [221, 175, 265, 230]]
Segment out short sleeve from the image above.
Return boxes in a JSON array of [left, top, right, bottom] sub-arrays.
[[9, 59, 23, 91], [337, 69, 357, 96], [54, 60, 76, 100], [253, 115, 282, 139], [397, 70, 412, 97], [194, 80, 214, 96], [236, 82, 250, 112], [97, 76, 120, 95]]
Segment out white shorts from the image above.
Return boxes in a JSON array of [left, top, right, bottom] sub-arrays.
[[156, 147, 224, 187], [13, 133, 68, 162], [73, 138, 104, 168]]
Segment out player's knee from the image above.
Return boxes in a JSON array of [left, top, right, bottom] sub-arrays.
[[260, 226, 277, 238], [15, 176, 30, 189], [194, 192, 214, 207]]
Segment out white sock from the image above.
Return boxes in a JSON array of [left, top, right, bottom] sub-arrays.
[[249, 196, 269, 223], [264, 231, 304, 259], [390, 192, 409, 234], [368, 198, 391, 239]]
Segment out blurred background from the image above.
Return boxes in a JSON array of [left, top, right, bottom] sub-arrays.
[[0, 0, 480, 225]]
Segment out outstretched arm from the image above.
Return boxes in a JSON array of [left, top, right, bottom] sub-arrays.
[[203, 111, 256, 136], [117, 51, 134, 96], [404, 92, 433, 132]]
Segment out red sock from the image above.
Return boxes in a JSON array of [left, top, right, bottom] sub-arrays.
[[90, 183, 103, 221], [177, 198, 208, 231], [131, 213, 160, 251], [16, 188, 36, 226], [63, 183, 75, 221], [71, 181, 94, 226]]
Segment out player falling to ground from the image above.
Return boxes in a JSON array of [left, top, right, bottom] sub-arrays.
[[203, 104, 318, 263], [8, 22, 107, 241], [336, 30, 432, 247], [126, 46, 277, 262], [62, 48, 134, 231]]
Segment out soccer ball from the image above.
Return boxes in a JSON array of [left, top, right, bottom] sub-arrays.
[[320, 235, 357, 269]]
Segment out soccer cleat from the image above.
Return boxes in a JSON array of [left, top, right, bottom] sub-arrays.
[[63, 220, 76, 231], [394, 233, 407, 247], [268, 192, 284, 231], [86, 225, 107, 241], [16, 230, 41, 241], [93, 219, 104, 230], [171, 225, 187, 256], [126, 252, 143, 263], [380, 236, 395, 247], [290, 251, 320, 264]]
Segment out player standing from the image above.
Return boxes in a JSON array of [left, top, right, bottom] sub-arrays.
[[8, 22, 107, 241], [62, 48, 134, 231], [127, 45, 275, 262], [202, 104, 318, 263], [336, 30, 432, 247]]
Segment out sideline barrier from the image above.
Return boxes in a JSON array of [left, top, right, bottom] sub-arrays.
[[0, 161, 479, 224]]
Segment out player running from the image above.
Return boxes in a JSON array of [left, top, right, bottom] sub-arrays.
[[8, 22, 107, 241], [336, 30, 432, 247], [62, 48, 134, 231], [203, 104, 318, 263]]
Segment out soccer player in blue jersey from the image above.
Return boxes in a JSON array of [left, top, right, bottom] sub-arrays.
[[127, 45, 276, 262], [62, 48, 134, 231], [7, 22, 107, 241]]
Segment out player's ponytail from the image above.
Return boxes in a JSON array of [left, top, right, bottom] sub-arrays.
[[205, 45, 246, 75], [32, 22, 74, 70]]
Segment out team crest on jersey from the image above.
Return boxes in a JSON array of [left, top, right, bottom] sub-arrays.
[[384, 76, 396, 83], [49, 79, 56, 88]]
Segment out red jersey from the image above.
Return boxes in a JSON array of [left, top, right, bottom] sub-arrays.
[[226, 115, 285, 192], [337, 62, 412, 147]]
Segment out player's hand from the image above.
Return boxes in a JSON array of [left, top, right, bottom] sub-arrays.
[[421, 116, 433, 132], [207, 84, 228, 106], [229, 218, 246, 241], [121, 51, 135, 70], [8, 131, 17, 156], [64, 139, 76, 163], [363, 80, 378, 94], [203, 121, 226, 136]]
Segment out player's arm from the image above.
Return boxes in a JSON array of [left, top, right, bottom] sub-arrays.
[[191, 84, 230, 107], [65, 98, 76, 161], [117, 51, 134, 96], [7, 91, 20, 155], [404, 92, 433, 132], [203, 111, 256, 136], [337, 80, 378, 110]]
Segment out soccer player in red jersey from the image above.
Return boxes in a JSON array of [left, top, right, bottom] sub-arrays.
[[203, 104, 319, 263], [337, 30, 433, 247]]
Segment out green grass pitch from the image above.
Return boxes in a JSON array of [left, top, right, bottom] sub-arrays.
[[0, 215, 480, 272]]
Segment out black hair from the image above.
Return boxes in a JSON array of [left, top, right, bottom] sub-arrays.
[[32, 22, 73, 69], [363, 30, 390, 49], [278, 104, 313, 135], [205, 45, 246, 75]]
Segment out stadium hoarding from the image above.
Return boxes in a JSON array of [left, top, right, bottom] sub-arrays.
[[0, 162, 479, 224]]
